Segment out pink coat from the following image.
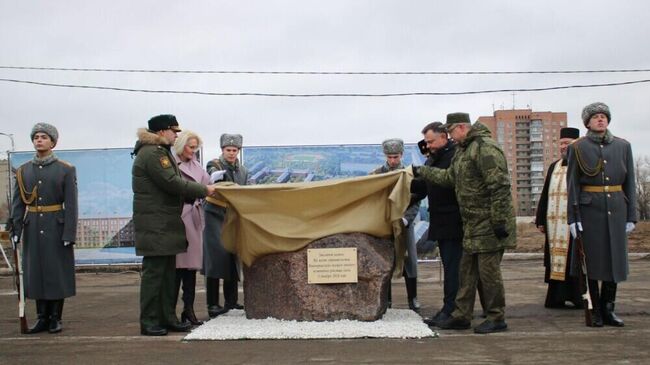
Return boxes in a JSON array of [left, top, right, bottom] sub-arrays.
[[175, 154, 210, 269]]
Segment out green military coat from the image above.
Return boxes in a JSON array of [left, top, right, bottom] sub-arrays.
[[418, 122, 516, 253], [132, 129, 207, 257]]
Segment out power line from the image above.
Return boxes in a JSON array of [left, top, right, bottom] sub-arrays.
[[1, 65, 650, 75], [1, 77, 649, 97]]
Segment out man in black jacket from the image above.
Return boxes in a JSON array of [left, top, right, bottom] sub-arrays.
[[411, 122, 464, 326]]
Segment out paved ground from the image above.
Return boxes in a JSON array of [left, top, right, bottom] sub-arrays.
[[1, 255, 649, 364]]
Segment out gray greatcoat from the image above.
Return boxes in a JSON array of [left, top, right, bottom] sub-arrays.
[[11, 154, 78, 299], [202, 156, 248, 280], [567, 130, 636, 283], [371, 162, 420, 278]]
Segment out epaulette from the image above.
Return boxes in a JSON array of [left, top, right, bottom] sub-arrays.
[[57, 159, 74, 168]]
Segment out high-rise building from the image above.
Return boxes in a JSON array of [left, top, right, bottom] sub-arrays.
[[478, 109, 567, 216]]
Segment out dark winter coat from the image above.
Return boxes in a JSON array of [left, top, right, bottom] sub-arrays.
[[11, 154, 78, 299], [566, 130, 636, 282], [132, 129, 207, 257], [412, 141, 463, 241], [418, 123, 516, 253]]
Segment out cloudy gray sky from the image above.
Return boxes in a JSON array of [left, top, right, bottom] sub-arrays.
[[1, 0, 649, 162]]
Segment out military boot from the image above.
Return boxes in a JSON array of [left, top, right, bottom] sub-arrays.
[[601, 281, 624, 327], [27, 300, 50, 334], [405, 277, 420, 313], [587, 280, 603, 327], [224, 279, 243, 310], [206, 278, 224, 318], [48, 299, 64, 334]]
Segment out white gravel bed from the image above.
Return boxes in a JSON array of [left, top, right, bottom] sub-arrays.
[[184, 309, 437, 340]]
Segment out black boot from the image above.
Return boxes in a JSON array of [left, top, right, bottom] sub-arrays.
[[206, 278, 224, 318], [587, 280, 603, 327], [181, 307, 204, 326], [180, 271, 202, 325], [224, 279, 243, 310], [27, 300, 50, 334], [601, 281, 624, 327], [48, 300, 64, 334], [405, 277, 420, 313]]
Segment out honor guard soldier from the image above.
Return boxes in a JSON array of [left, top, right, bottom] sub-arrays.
[[371, 138, 421, 312], [11, 123, 78, 334], [203, 133, 248, 318], [567, 102, 636, 327]]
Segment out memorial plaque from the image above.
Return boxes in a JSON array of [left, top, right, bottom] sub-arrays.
[[307, 247, 358, 284]]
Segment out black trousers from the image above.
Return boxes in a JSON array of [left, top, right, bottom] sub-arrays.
[[439, 238, 463, 315]]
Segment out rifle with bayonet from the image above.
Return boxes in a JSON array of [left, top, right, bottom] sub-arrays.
[[572, 203, 592, 327], [7, 190, 28, 334]]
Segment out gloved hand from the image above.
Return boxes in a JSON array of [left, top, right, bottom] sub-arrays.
[[64, 241, 74, 247], [401, 217, 409, 227], [210, 170, 226, 183], [493, 225, 509, 239], [569, 222, 583, 239], [626, 222, 636, 234]]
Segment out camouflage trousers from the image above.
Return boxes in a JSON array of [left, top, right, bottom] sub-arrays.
[[452, 250, 505, 322]]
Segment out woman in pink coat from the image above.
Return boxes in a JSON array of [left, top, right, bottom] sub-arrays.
[[173, 131, 210, 325]]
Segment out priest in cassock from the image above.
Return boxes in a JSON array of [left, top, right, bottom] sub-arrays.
[[535, 127, 583, 309]]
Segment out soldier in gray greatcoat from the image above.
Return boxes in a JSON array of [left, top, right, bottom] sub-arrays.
[[203, 133, 249, 317], [10, 123, 78, 334], [370, 138, 421, 313], [567, 102, 636, 327]]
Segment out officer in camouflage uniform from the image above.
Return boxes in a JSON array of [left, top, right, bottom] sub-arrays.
[[370, 138, 421, 312], [567, 102, 636, 327], [414, 112, 516, 334]]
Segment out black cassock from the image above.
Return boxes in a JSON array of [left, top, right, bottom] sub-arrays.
[[535, 159, 583, 309]]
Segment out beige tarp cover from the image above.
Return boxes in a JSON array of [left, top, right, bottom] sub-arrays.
[[213, 168, 413, 271]]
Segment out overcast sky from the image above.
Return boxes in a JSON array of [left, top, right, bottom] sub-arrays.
[[1, 1, 649, 162]]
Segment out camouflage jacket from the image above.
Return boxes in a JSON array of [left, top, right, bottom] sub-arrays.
[[418, 122, 516, 253]]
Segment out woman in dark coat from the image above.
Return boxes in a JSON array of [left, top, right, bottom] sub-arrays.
[[11, 123, 78, 334], [203, 134, 248, 317]]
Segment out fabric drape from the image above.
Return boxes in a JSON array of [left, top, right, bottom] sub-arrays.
[[213, 169, 412, 270]]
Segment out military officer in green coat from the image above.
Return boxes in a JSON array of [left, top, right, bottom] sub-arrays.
[[414, 112, 516, 334], [132, 114, 217, 336]]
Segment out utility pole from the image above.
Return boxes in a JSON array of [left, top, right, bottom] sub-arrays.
[[0, 132, 15, 269]]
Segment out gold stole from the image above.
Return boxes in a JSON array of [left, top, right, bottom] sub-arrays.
[[546, 162, 570, 281]]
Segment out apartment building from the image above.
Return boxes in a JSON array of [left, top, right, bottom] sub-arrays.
[[478, 109, 567, 216]]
